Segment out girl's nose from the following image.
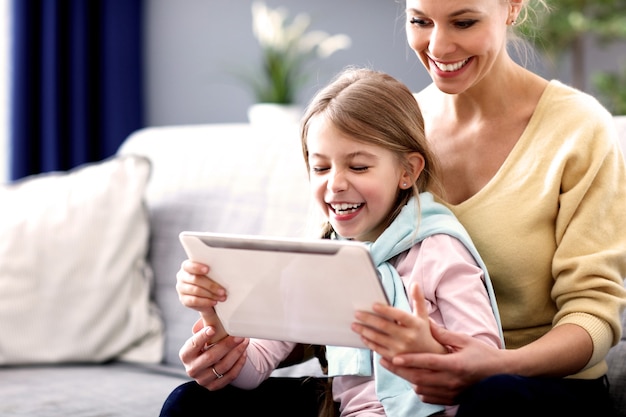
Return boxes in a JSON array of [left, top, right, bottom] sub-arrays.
[[328, 169, 348, 193]]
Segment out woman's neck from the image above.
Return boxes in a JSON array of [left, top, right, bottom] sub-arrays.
[[444, 62, 539, 123]]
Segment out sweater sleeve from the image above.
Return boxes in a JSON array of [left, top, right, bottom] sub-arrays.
[[549, 104, 626, 371]]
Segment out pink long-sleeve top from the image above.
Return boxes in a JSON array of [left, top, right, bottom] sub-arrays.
[[230, 233, 502, 416]]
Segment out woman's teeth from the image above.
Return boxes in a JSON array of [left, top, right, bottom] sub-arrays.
[[434, 58, 469, 72], [331, 203, 362, 214]]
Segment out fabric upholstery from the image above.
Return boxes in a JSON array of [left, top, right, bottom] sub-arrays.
[[0, 155, 163, 365], [118, 123, 312, 366]]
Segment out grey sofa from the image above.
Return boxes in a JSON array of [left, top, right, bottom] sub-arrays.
[[0, 118, 625, 416]]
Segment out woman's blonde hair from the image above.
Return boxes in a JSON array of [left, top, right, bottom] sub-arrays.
[[300, 67, 439, 239], [510, 0, 550, 27], [507, 0, 551, 64]]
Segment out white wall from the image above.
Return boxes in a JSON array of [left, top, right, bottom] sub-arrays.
[[144, 1, 626, 128], [1, 1, 623, 181], [143, 0, 431, 126]]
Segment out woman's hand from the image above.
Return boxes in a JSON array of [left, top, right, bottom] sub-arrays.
[[177, 263, 248, 390], [378, 322, 502, 405], [352, 283, 446, 358], [180, 319, 250, 391], [353, 282, 504, 405]]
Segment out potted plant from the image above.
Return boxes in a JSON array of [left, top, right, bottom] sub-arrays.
[[593, 65, 626, 115], [244, 1, 351, 126], [518, 0, 626, 108]]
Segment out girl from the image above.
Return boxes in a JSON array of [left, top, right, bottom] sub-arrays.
[[161, 67, 502, 417]]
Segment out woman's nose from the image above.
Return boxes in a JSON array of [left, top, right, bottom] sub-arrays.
[[428, 26, 454, 58]]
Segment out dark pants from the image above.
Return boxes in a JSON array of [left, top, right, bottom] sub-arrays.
[[159, 377, 329, 417], [456, 374, 617, 416], [160, 374, 616, 417]]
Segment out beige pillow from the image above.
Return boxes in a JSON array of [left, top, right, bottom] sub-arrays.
[[0, 155, 164, 364]]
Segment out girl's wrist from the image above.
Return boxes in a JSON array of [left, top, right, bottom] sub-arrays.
[[200, 311, 228, 342]]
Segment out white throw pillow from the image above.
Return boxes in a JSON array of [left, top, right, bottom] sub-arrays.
[[0, 155, 164, 365]]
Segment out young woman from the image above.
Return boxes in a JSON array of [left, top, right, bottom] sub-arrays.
[[352, 1, 626, 416], [160, 68, 502, 417]]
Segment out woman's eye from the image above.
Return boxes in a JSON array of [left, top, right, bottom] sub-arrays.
[[455, 19, 478, 29], [409, 16, 430, 27], [409, 16, 477, 30]]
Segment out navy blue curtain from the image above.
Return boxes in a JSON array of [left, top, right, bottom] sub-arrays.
[[10, 0, 144, 181]]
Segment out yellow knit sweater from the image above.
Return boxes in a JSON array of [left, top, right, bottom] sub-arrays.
[[442, 81, 626, 380]]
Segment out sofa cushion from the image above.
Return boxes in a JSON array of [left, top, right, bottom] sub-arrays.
[[0, 363, 189, 416], [0, 155, 164, 365], [118, 124, 313, 366]]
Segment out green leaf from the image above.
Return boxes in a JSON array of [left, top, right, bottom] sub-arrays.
[[592, 65, 626, 115]]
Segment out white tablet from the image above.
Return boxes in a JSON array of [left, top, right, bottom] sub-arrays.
[[179, 231, 389, 348]]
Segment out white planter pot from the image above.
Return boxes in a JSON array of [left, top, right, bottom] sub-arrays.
[[247, 103, 303, 128]]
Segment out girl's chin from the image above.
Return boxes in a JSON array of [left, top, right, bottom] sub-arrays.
[[332, 227, 371, 242], [330, 226, 356, 240]]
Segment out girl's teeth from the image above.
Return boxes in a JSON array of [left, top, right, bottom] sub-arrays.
[[337, 207, 358, 214], [332, 203, 361, 214]]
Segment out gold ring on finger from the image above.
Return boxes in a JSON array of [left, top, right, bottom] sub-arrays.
[[212, 366, 224, 379]]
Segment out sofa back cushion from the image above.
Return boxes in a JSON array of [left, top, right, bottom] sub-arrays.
[[118, 124, 312, 366]]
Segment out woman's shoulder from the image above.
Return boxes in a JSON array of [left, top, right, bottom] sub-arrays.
[[531, 80, 616, 141], [541, 80, 613, 120], [525, 81, 619, 161]]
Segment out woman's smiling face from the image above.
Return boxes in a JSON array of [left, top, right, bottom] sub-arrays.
[[405, 0, 512, 94], [306, 115, 406, 243]]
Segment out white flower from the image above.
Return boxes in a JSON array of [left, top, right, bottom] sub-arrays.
[[318, 34, 352, 59], [247, 1, 351, 104]]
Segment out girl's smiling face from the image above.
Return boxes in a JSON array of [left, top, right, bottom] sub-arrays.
[[306, 115, 410, 242]]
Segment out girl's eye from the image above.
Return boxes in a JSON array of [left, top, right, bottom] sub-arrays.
[[312, 167, 329, 173], [351, 166, 368, 172]]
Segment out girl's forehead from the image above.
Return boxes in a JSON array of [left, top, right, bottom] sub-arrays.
[[307, 130, 370, 152], [305, 114, 396, 158], [307, 134, 393, 164]]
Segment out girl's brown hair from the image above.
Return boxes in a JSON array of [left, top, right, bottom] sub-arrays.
[[300, 67, 439, 239]]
